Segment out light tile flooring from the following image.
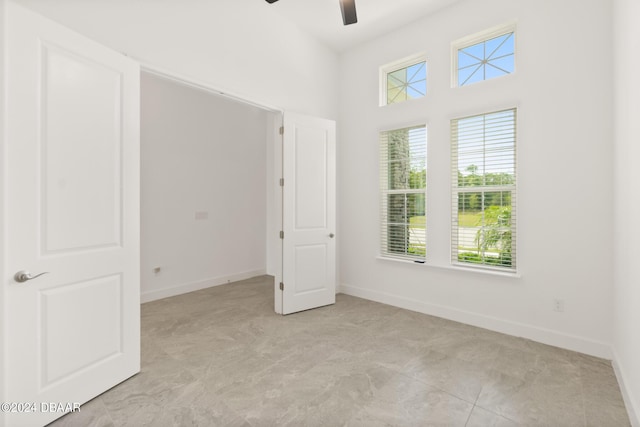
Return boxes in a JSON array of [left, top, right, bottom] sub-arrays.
[[50, 275, 631, 426]]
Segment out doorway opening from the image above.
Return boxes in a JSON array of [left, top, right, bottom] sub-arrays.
[[140, 70, 283, 309]]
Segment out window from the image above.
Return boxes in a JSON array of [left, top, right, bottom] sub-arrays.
[[380, 125, 427, 260], [452, 23, 515, 87], [380, 54, 426, 106], [451, 109, 516, 270]]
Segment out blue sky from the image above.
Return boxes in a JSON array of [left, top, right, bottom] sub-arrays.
[[458, 32, 515, 86]]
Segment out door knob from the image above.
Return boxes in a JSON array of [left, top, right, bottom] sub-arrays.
[[14, 270, 49, 283], [329, 233, 335, 238]]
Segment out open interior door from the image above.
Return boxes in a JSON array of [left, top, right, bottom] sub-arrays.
[[281, 112, 336, 315], [4, 4, 140, 426]]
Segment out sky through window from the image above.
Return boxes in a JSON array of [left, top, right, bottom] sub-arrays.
[[457, 32, 514, 86]]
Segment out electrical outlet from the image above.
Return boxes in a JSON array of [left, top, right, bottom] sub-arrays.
[[553, 299, 565, 312]]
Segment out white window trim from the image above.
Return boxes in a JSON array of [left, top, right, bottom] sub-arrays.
[[376, 256, 522, 278], [379, 52, 427, 107], [451, 21, 517, 88]]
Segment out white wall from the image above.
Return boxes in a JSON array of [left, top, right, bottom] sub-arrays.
[[613, 0, 640, 423], [13, 0, 339, 120], [338, 0, 614, 357], [140, 72, 270, 302]]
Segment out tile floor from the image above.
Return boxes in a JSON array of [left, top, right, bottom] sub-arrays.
[[50, 275, 631, 426]]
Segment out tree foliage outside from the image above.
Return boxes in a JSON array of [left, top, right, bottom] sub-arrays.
[[457, 164, 513, 267], [385, 127, 426, 258], [458, 205, 512, 267]]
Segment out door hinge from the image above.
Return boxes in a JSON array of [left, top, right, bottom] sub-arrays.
[[279, 282, 284, 291], [279, 126, 284, 135], [279, 231, 284, 239], [279, 178, 284, 187]]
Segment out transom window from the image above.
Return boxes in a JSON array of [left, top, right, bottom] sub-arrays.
[[380, 125, 427, 260], [451, 109, 516, 270], [453, 23, 516, 87], [380, 54, 427, 106]]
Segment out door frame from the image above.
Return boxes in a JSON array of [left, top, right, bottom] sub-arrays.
[[271, 112, 285, 314], [0, 0, 8, 410]]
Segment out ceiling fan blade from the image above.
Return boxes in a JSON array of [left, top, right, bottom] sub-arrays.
[[265, 0, 279, 3], [339, 0, 357, 25]]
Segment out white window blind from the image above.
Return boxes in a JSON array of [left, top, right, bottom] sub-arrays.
[[451, 109, 516, 270], [380, 125, 427, 260]]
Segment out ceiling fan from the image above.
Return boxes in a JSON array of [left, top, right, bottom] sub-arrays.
[[265, 0, 358, 26]]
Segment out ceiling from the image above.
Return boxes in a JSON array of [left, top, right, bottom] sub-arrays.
[[15, 0, 463, 54], [267, 0, 462, 52]]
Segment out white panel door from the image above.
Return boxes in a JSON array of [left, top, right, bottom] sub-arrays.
[[4, 4, 140, 426], [282, 112, 336, 315]]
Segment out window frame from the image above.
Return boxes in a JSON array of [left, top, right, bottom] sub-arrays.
[[450, 108, 517, 272], [451, 22, 517, 88], [379, 124, 427, 261], [379, 53, 427, 107]]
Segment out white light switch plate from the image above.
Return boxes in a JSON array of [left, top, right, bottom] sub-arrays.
[[195, 211, 209, 220]]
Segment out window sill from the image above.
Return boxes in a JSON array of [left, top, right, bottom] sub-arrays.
[[376, 256, 521, 278]]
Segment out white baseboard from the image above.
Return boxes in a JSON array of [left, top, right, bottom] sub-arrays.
[[141, 269, 267, 303], [612, 350, 640, 427], [339, 283, 612, 359]]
